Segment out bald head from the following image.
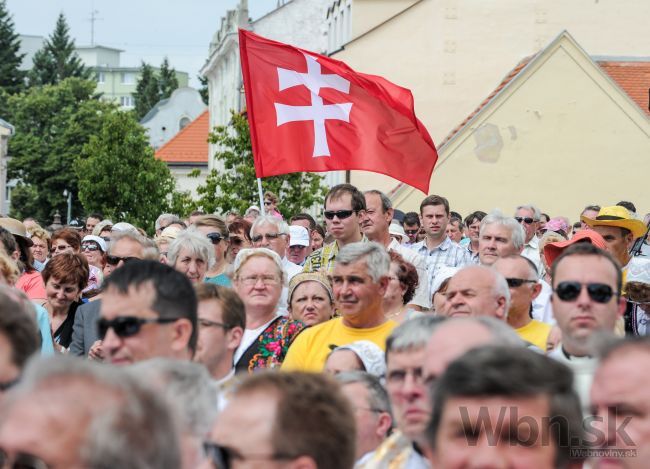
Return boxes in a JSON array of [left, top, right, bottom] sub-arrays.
[[444, 265, 510, 319]]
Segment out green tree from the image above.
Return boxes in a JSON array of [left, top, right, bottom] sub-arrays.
[[158, 57, 179, 100], [6, 78, 114, 222], [195, 111, 328, 217], [28, 13, 90, 86], [75, 111, 179, 232], [198, 75, 209, 104], [0, 0, 26, 94], [133, 62, 160, 120]]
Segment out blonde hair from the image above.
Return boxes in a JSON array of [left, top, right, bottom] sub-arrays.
[[232, 248, 286, 285], [0, 251, 20, 286]]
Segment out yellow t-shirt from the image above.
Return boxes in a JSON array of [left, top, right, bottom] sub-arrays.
[[282, 317, 397, 372], [515, 320, 552, 350]]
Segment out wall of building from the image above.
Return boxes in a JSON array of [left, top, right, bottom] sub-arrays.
[[170, 166, 209, 197]]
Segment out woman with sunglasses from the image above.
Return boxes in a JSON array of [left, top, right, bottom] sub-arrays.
[[194, 215, 232, 286], [226, 217, 252, 264], [167, 230, 214, 285], [42, 253, 89, 353], [232, 248, 304, 372]]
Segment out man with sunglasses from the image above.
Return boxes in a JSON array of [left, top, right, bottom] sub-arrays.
[[69, 230, 159, 357], [304, 183, 366, 274], [493, 255, 551, 349], [548, 243, 626, 411], [514, 204, 544, 277]]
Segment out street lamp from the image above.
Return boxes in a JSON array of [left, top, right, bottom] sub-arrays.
[[62, 189, 72, 225]]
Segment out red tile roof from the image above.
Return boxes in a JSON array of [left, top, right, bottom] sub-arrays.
[[598, 60, 650, 116], [155, 110, 209, 164]]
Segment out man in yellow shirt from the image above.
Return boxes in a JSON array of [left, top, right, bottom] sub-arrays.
[[283, 242, 397, 371], [493, 255, 551, 349]]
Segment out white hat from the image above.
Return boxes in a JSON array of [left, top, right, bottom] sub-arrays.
[[111, 222, 137, 233], [334, 341, 386, 378], [431, 266, 460, 294], [82, 235, 107, 252], [245, 206, 260, 215], [289, 225, 310, 247], [628, 258, 650, 285], [389, 222, 408, 244]]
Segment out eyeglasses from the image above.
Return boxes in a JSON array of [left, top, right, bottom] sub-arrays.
[[97, 316, 178, 339], [50, 244, 71, 253], [506, 278, 538, 288], [229, 236, 245, 246], [203, 442, 294, 469], [207, 232, 227, 245], [263, 200, 272, 206], [237, 275, 280, 286], [0, 449, 49, 469], [198, 318, 230, 329], [554, 281, 617, 303], [81, 243, 100, 252], [106, 255, 138, 266], [515, 217, 537, 224], [251, 233, 285, 243], [404, 229, 419, 235], [324, 210, 355, 220]]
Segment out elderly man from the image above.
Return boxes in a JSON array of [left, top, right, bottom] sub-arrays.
[[444, 265, 510, 320], [283, 242, 397, 371], [361, 316, 443, 468], [205, 372, 356, 469], [411, 195, 472, 294], [591, 336, 650, 468], [0, 356, 181, 468], [362, 190, 431, 310], [99, 260, 197, 365], [69, 230, 159, 358], [193, 283, 244, 403], [304, 183, 366, 273], [336, 371, 393, 466], [514, 204, 544, 276], [580, 204, 601, 230], [493, 255, 551, 349], [287, 225, 311, 266], [478, 210, 525, 266], [426, 346, 584, 469], [548, 243, 625, 410]]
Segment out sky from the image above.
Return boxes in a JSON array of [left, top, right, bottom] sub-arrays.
[[6, 0, 280, 86]]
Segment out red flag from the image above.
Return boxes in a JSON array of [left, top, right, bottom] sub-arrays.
[[239, 29, 438, 194]]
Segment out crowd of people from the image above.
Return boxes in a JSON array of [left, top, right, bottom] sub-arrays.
[[0, 184, 649, 468]]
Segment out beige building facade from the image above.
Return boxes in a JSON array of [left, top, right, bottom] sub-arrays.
[[332, 0, 650, 208], [390, 32, 650, 219]]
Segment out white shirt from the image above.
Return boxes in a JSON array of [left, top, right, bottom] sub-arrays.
[[522, 235, 544, 278], [279, 257, 302, 315], [532, 279, 555, 325], [548, 345, 597, 413], [388, 238, 432, 309]]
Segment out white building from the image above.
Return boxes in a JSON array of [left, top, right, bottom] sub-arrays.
[[141, 87, 207, 149]]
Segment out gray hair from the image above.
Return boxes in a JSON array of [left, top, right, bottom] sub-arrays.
[[129, 359, 219, 437], [473, 316, 526, 347], [109, 230, 159, 260], [336, 242, 390, 282], [250, 215, 290, 237], [167, 229, 215, 270], [515, 204, 541, 221], [155, 213, 180, 231], [5, 356, 181, 469], [336, 371, 393, 420], [386, 315, 447, 356], [480, 210, 526, 250], [364, 190, 392, 212], [232, 247, 286, 285]]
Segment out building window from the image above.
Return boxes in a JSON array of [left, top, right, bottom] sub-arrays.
[[121, 72, 135, 84], [96, 72, 105, 84], [179, 117, 191, 130], [120, 96, 135, 108]]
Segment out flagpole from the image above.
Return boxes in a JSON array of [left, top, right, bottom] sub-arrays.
[[257, 178, 266, 216]]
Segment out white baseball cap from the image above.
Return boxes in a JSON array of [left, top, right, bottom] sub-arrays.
[[289, 225, 310, 247]]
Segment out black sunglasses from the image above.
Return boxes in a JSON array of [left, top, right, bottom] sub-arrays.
[[0, 449, 49, 469], [106, 255, 138, 266], [207, 232, 227, 245], [229, 236, 244, 246], [515, 217, 536, 224], [506, 278, 537, 288], [554, 281, 617, 304], [404, 229, 419, 235], [97, 316, 178, 339], [324, 210, 355, 220]]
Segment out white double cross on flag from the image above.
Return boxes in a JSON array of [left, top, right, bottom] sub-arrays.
[[275, 54, 353, 157]]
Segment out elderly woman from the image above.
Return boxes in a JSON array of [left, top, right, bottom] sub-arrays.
[[193, 215, 231, 286], [232, 248, 304, 373], [28, 226, 50, 271], [42, 253, 89, 352], [287, 272, 334, 327], [382, 251, 420, 323], [167, 230, 214, 285], [324, 340, 386, 378]]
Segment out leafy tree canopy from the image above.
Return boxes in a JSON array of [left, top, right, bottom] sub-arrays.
[[195, 111, 328, 218], [28, 13, 90, 87]]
